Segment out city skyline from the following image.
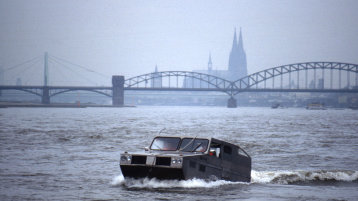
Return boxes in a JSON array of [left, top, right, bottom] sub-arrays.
[[1, 0, 358, 86]]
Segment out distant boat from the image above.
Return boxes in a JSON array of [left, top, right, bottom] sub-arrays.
[[271, 103, 280, 109], [271, 103, 287, 109], [349, 105, 358, 110], [306, 103, 326, 110]]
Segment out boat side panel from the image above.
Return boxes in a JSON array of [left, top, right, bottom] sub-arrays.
[[211, 139, 252, 182], [221, 144, 251, 182], [182, 155, 222, 180]]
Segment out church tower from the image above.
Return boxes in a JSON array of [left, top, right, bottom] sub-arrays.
[[228, 29, 239, 80], [208, 53, 213, 72], [237, 28, 247, 79], [228, 28, 247, 81], [151, 65, 162, 88]]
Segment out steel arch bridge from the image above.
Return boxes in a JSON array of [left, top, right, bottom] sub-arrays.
[[232, 62, 358, 94], [124, 71, 234, 95], [125, 62, 358, 95], [0, 61, 357, 107], [123, 62, 358, 107]]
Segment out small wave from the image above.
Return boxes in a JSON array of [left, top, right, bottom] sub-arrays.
[[110, 175, 243, 189], [0, 173, 53, 177], [251, 170, 358, 184], [16, 128, 43, 134], [58, 137, 71, 142], [111, 170, 358, 189], [88, 134, 103, 139]]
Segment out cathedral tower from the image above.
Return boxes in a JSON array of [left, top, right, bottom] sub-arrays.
[[228, 28, 247, 81], [151, 65, 162, 88], [208, 53, 213, 72]]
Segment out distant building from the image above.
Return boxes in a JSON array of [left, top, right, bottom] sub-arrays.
[[16, 78, 22, 86], [318, 78, 324, 89], [0, 67, 3, 96], [228, 28, 248, 81], [0, 67, 3, 85], [151, 65, 162, 88], [309, 80, 316, 89], [185, 28, 248, 87]]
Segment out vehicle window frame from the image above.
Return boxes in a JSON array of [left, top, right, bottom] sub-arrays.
[[150, 137, 181, 151], [179, 138, 209, 152]]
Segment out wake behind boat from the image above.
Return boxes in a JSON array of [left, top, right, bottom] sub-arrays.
[[120, 136, 251, 182]]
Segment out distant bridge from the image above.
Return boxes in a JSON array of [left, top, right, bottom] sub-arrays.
[[122, 62, 358, 107], [0, 54, 357, 108], [232, 62, 358, 93]]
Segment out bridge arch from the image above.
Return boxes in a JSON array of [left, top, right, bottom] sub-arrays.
[[125, 71, 234, 95], [0, 88, 42, 97], [232, 62, 358, 94], [50, 89, 112, 98]]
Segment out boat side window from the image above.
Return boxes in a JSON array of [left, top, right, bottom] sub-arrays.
[[179, 138, 209, 152], [223, 146, 232, 155], [209, 142, 221, 158], [238, 148, 244, 156], [222, 145, 234, 161]]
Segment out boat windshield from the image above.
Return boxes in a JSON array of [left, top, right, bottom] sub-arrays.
[[150, 137, 181, 151], [179, 138, 209, 152]]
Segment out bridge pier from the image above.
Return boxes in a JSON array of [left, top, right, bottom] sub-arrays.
[[41, 86, 50, 104], [112, 75, 124, 107], [227, 96, 237, 108]]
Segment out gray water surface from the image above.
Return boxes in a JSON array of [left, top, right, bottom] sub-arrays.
[[0, 107, 357, 200]]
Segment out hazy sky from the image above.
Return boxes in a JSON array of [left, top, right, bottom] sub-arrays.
[[1, 0, 358, 85]]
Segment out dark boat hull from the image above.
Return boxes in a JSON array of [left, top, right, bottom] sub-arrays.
[[119, 137, 252, 182], [120, 165, 185, 180], [120, 154, 251, 182]]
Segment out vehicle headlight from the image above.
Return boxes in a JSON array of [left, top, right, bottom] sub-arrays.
[[172, 158, 182, 164], [121, 155, 131, 162]]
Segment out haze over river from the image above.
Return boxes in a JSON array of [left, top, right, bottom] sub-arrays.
[[0, 107, 357, 200]]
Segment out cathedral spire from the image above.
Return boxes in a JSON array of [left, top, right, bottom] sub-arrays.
[[228, 28, 239, 79], [151, 64, 162, 88], [208, 52, 212, 71], [228, 27, 247, 80], [232, 28, 238, 50], [238, 27, 244, 50]]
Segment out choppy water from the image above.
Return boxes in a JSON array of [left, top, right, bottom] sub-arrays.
[[0, 106, 357, 200]]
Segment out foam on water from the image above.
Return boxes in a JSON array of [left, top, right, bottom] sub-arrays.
[[251, 170, 358, 184], [111, 174, 126, 186], [112, 170, 358, 188], [111, 174, 243, 189]]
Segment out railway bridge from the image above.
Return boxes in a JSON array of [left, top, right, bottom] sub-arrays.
[[1, 53, 357, 108]]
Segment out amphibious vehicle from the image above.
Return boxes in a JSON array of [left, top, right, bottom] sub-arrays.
[[120, 136, 251, 182]]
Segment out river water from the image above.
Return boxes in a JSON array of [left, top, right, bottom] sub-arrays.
[[0, 106, 357, 200]]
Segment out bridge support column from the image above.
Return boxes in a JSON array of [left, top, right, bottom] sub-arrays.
[[227, 96, 237, 108], [112, 75, 124, 107], [42, 87, 50, 104]]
